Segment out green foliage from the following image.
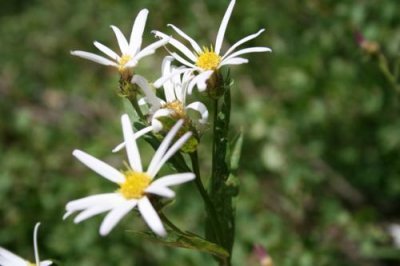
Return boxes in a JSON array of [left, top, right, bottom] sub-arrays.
[[1, 0, 400, 265]]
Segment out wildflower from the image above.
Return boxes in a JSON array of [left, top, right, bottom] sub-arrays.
[[354, 31, 380, 55], [64, 114, 195, 236], [153, 0, 271, 92], [388, 224, 400, 249], [112, 56, 208, 153], [138, 56, 208, 130], [0, 223, 53, 266], [71, 9, 169, 72]]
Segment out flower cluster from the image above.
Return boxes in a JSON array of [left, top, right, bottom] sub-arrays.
[[66, 0, 270, 238], [1, 0, 270, 264], [71, 0, 270, 134]]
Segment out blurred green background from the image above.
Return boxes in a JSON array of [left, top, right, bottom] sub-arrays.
[[1, 0, 400, 265]]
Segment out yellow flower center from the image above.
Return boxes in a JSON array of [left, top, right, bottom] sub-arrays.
[[27, 262, 36, 266], [196, 47, 221, 70], [118, 55, 132, 71], [163, 100, 185, 118], [119, 170, 151, 199]]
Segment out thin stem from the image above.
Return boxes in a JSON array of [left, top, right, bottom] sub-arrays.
[[211, 99, 219, 179], [129, 95, 146, 121], [190, 151, 223, 246], [159, 212, 185, 235]]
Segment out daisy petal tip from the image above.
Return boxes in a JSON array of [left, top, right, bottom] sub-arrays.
[[188, 173, 196, 181], [140, 8, 149, 15], [72, 149, 81, 157], [155, 226, 167, 237], [121, 113, 130, 123]]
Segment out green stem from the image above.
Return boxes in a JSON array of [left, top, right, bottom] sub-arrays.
[[190, 151, 223, 246], [129, 95, 146, 121], [379, 53, 400, 94], [159, 212, 185, 235], [211, 99, 219, 179]]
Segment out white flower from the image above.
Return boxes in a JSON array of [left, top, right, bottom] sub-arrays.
[[139, 56, 208, 129], [0, 223, 53, 266], [64, 114, 195, 237], [153, 0, 271, 92], [71, 9, 169, 71], [388, 224, 400, 248], [112, 56, 209, 153]]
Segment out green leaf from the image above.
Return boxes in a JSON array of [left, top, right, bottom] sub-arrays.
[[122, 98, 139, 121], [229, 131, 244, 171], [128, 230, 229, 259]]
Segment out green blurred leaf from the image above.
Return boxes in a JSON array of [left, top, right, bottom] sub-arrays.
[[128, 230, 229, 259]]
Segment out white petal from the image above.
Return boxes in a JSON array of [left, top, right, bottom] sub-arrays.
[[150, 173, 195, 187], [188, 70, 213, 94], [112, 125, 154, 153], [124, 58, 138, 68], [73, 150, 125, 183], [222, 29, 265, 59], [219, 57, 248, 67], [153, 68, 188, 88], [167, 24, 202, 54], [145, 185, 175, 198], [100, 199, 138, 236], [70, 51, 117, 66], [150, 106, 174, 131], [150, 132, 192, 176], [138, 197, 166, 236], [62, 211, 74, 220], [223, 47, 272, 62], [33, 223, 41, 265], [110, 25, 129, 54], [121, 114, 143, 172], [215, 0, 236, 54], [185, 102, 209, 124], [132, 75, 162, 110], [151, 119, 163, 133], [73, 203, 118, 224], [66, 193, 122, 212], [39, 260, 53, 266], [171, 52, 198, 69], [129, 9, 149, 55], [147, 120, 184, 177], [160, 56, 175, 101], [153, 30, 198, 62], [93, 41, 120, 61], [134, 37, 170, 63], [0, 247, 26, 266]]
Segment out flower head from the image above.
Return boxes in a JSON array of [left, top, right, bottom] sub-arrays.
[[153, 0, 271, 92], [0, 223, 53, 266], [138, 56, 209, 129], [71, 9, 169, 72], [64, 114, 195, 236]]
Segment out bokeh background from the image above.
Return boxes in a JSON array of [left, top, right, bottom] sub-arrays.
[[1, 0, 400, 265]]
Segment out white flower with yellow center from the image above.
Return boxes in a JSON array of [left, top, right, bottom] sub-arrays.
[[64, 114, 195, 236], [111, 56, 209, 154], [71, 9, 169, 72], [138, 56, 208, 130], [0, 223, 53, 266], [153, 0, 271, 92]]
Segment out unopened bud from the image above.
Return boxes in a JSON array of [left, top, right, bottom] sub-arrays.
[[354, 31, 380, 55], [253, 244, 273, 266]]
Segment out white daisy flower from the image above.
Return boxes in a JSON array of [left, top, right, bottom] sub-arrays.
[[64, 114, 195, 237], [71, 9, 169, 72], [153, 0, 271, 92], [388, 224, 400, 248], [0, 223, 53, 266], [138, 56, 209, 130], [112, 56, 208, 153]]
